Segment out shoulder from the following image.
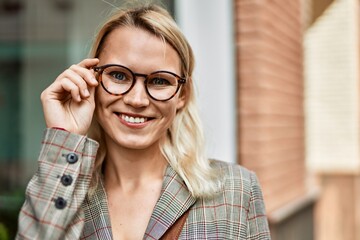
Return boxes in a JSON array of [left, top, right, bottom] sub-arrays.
[[210, 159, 255, 182], [187, 161, 270, 238], [210, 159, 264, 199], [192, 160, 270, 237]]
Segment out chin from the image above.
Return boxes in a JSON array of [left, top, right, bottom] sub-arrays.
[[115, 137, 160, 150]]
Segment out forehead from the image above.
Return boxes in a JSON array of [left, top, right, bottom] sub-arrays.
[[99, 26, 181, 74]]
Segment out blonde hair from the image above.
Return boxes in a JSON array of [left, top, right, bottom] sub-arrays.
[[88, 4, 221, 198]]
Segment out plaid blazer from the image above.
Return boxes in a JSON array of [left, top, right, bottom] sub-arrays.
[[17, 129, 271, 240]]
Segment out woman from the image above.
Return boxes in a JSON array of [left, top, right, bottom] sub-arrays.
[[17, 4, 270, 240]]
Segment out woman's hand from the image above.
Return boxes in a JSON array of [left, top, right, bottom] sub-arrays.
[[41, 58, 100, 135]]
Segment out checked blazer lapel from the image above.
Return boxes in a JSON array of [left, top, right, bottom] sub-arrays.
[[143, 165, 197, 240]]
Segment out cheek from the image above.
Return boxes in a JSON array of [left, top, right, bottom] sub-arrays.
[[95, 88, 116, 112], [163, 104, 179, 125]]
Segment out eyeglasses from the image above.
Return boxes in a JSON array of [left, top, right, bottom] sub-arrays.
[[93, 64, 186, 101]]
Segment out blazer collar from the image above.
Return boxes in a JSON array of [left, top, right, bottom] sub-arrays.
[[144, 164, 197, 239], [85, 164, 196, 239]]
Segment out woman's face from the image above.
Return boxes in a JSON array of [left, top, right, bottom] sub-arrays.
[[95, 26, 185, 150]]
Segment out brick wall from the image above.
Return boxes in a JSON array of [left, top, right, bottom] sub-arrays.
[[235, 0, 306, 213]]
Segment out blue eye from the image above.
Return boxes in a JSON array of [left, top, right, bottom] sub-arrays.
[[149, 77, 171, 86], [109, 71, 127, 81]]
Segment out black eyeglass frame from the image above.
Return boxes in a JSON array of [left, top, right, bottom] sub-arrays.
[[93, 64, 186, 101]]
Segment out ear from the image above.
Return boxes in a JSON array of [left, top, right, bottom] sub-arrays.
[[176, 93, 186, 110]]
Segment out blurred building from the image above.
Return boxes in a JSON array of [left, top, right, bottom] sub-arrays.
[[235, 0, 360, 239], [235, 0, 314, 239], [305, 0, 360, 239], [1, 0, 359, 239]]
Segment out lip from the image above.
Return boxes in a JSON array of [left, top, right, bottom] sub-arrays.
[[115, 112, 155, 129]]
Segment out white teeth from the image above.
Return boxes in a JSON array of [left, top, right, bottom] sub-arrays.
[[122, 114, 146, 123]]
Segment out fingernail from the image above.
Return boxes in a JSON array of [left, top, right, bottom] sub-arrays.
[[92, 78, 98, 84], [83, 89, 90, 97]]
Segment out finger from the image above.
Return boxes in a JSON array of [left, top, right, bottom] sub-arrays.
[[78, 58, 99, 69], [69, 64, 98, 87], [62, 69, 91, 99], [61, 78, 82, 102]]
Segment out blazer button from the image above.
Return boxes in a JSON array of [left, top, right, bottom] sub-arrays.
[[54, 197, 67, 209], [61, 174, 73, 186], [66, 153, 78, 164]]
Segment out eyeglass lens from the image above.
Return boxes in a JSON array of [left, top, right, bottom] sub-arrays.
[[100, 65, 180, 101]]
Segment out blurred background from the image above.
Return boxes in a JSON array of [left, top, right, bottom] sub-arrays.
[[0, 0, 359, 239]]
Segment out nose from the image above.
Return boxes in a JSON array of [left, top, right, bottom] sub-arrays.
[[122, 78, 150, 108]]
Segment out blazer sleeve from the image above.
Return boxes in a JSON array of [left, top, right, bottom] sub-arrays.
[[16, 128, 99, 240], [247, 172, 271, 239]]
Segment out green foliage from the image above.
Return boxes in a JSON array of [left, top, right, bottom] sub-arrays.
[[0, 223, 9, 240], [0, 191, 25, 239]]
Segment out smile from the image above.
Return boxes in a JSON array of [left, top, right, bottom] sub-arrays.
[[121, 114, 147, 124], [117, 112, 157, 126]]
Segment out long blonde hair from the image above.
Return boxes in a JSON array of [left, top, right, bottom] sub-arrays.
[[88, 4, 221, 198]]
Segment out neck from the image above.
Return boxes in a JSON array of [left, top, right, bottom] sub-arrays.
[[103, 136, 168, 192]]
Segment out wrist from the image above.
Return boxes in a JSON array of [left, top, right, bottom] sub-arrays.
[[50, 127, 69, 132]]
